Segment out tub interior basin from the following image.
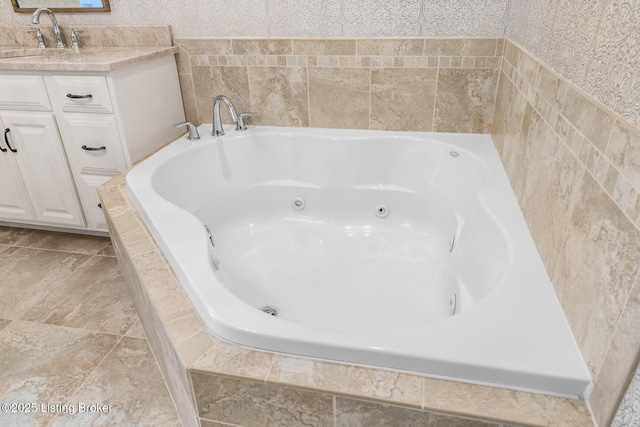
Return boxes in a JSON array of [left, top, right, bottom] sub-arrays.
[[127, 125, 592, 398]]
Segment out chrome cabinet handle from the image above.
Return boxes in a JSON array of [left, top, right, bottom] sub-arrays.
[[66, 93, 93, 99], [81, 145, 106, 151], [4, 128, 17, 153], [1, 128, 7, 152]]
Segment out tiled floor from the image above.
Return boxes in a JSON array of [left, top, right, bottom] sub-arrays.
[[0, 226, 181, 426]]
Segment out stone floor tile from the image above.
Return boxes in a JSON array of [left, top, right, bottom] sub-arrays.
[[49, 337, 180, 427], [0, 248, 91, 319], [20, 256, 138, 336], [14, 229, 111, 255], [0, 321, 119, 427]]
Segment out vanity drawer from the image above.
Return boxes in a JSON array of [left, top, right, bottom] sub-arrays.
[[0, 75, 51, 111], [46, 75, 113, 113], [80, 173, 113, 231], [59, 113, 127, 174]]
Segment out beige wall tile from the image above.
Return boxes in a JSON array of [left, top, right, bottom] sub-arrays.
[[514, 49, 540, 89], [174, 45, 191, 74], [562, 87, 616, 152], [247, 67, 309, 127], [175, 38, 233, 56], [552, 173, 640, 377], [190, 339, 275, 381], [335, 398, 496, 427], [422, 377, 593, 427], [491, 71, 528, 156], [191, 66, 250, 125], [606, 119, 640, 190], [232, 39, 292, 55], [423, 39, 496, 56], [293, 39, 357, 55], [499, 102, 534, 204], [192, 373, 334, 426], [434, 69, 498, 133], [536, 64, 569, 111], [370, 68, 437, 131], [267, 356, 422, 409], [356, 39, 424, 56], [178, 72, 199, 125], [308, 67, 370, 129], [518, 112, 585, 276], [589, 273, 640, 427], [503, 39, 519, 67]]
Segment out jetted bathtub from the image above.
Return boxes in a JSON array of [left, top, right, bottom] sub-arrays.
[[126, 125, 591, 398]]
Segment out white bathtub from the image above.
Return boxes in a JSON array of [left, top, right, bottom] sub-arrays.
[[126, 125, 591, 398]]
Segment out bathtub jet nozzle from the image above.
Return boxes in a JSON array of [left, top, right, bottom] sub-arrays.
[[259, 305, 279, 316]]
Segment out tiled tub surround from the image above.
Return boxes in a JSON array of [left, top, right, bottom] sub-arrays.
[[175, 38, 504, 134], [491, 39, 640, 427], [99, 175, 595, 427]]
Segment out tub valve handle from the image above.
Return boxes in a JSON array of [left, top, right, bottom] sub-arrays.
[[236, 112, 257, 131], [173, 121, 200, 141]]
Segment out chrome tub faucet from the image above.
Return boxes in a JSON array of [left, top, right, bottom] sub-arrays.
[[212, 95, 239, 136], [212, 95, 258, 136]]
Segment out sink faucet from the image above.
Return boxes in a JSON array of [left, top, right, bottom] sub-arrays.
[[212, 95, 239, 136], [31, 8, 65, 48]]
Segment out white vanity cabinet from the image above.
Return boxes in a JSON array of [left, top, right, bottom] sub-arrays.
[[0, 76, 85, 227], [0, 53, 185, 232]]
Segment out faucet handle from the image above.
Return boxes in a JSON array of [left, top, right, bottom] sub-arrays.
[[27, 29, 46, 48], [173, 121, 200, 141], [70, 28, 84, 49], [236, 112, 258, 131]]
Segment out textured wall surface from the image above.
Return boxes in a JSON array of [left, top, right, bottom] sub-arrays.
[[612, 366, 640, 427], [1, 0, 511, 38], [507, 0, 640, 129]]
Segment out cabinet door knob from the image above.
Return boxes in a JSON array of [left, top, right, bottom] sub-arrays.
[[98, 203, 102, 209], [66, 93, 93, 99], [81, 145, 106, 151], [4, 128, 17, 153]]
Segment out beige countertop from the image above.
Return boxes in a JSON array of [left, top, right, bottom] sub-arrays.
[[0, 46, 178, 72]]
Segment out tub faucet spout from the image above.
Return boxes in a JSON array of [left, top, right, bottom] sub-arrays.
[[31, 7, 65, 48], [212, 95, 239, 136]]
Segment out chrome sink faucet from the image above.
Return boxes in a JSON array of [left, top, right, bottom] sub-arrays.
[[212, 95, 239, 136], [31, 7, 65, 48]]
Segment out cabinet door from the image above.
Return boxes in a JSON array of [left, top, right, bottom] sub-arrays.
[[0, 120, 36, 222], [0, 112, 85, 227]]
